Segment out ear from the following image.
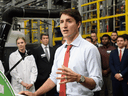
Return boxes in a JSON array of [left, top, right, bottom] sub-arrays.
[[77, 21, 81, 29]]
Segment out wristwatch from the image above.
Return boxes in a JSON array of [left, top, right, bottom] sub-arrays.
[[78, 75, 85, 83]]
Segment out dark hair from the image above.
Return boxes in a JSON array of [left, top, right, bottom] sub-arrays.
[[122, 34, 128, 40], [91, 31, 97, 35], [16, 37, 26, 43], [40, 33, 49, 40], [111, 31, 118, 36], [60, 8, 82, 24], [117, 35, 125, 41], [85, 36, 93, 42], [102, 34, 111, 40]]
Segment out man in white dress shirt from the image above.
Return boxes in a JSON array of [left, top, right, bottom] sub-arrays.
[[20, 8, 103, 96]]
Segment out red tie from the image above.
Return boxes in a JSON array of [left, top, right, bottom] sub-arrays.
[[119, 50, 122, 61], [59, 45, 72, 96]]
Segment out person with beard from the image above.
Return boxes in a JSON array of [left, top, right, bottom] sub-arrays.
[[98, 34, 115, 96], [110, 31, 118, 48], [109, 35, 128, 96], [91, 32, 102, 47]]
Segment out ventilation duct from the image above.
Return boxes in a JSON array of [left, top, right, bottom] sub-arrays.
[[0, 7, 60, 61]]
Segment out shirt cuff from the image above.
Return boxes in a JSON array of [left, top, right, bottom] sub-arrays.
[[18, 79, 22, 83], [31, 81, 34, 84], [119, 73, 122, 77]]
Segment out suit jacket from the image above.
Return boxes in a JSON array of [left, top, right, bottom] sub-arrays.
[[33, 45, 55, 84], [109, 48, 128, 81]]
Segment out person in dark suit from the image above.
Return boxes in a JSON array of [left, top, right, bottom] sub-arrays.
[[109, 35, 128, 96], [33, 33, 56, 96]]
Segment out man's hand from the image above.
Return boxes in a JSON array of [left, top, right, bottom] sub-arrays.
[[114, 73, 123, 81], [56, 65, 81, 84], [19, 91, 36, 96], [102, 70, 108, 76], [26, 84, 33, 89]]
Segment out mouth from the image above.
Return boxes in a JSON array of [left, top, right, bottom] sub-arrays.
[[63, 30, 68, 32]]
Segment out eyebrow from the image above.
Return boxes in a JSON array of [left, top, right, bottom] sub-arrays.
[[60, 18, 72, 21]]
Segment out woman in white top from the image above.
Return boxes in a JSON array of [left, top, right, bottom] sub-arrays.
[[9, 37, 37, 94], [0, 60, 4, 73]]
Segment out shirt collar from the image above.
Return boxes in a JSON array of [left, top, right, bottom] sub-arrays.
[[118, 47, 125, 52], [63, 34, 81, 48], [41, 44, 49, 49]]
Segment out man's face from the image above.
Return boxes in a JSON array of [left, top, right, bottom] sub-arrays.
[[40, 35, 49, 46], [117, 37, 125, 48], [60, 14, 80, 39], [91, 33, 97, 42], [17, 39, 26, 51], [86, 38, 92, 43], [111, 33, 118, 41], [124, 39, 128, 47], [102, 37, 110, 46]]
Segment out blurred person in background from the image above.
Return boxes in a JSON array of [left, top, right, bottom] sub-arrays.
[[85, 36, 93, 43], [33, 33, 56, 96], [91, 32, 102, 47], [109, 35, 128, 96], [9, 37, 37, 94], [98, 34, 115, 96], [110, 31, 118, 48], [122, 34, 128, 49]]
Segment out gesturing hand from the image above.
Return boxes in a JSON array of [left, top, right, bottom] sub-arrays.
[[56, 65, 81, 84]]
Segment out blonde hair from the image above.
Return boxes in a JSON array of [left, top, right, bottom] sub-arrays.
[[16, 37, 26, 44]]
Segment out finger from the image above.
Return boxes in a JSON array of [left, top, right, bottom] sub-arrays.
[[56, 71, 67, 75], [57, 68, 68, 72], [19, 91, 28, 95], [62, 65, 69, 71], [59, 80, 68, 84], [18, 91, 25, 94], [56, 76, 65, 80]]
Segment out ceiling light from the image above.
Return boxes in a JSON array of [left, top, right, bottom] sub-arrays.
[[0, 0, 3, 2]]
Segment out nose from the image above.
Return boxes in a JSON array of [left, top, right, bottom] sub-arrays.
[[63, 21, 67, 28]]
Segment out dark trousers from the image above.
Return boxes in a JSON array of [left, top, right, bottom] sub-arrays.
[[112, 80, 128, 96], [94, 91, 100, 96]]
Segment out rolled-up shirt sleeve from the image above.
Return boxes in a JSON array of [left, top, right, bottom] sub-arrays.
[[85, 45, 103, 92]]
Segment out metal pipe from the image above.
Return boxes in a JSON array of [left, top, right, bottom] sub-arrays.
[[0, 7, 60, 61]]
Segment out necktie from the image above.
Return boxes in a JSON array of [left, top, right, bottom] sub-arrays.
[[119, 50, 122, 62], [59, 45, 72, 96], [45, 47, 49, 61]]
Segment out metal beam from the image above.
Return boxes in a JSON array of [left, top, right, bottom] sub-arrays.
[[15, 0, 35, 7]]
